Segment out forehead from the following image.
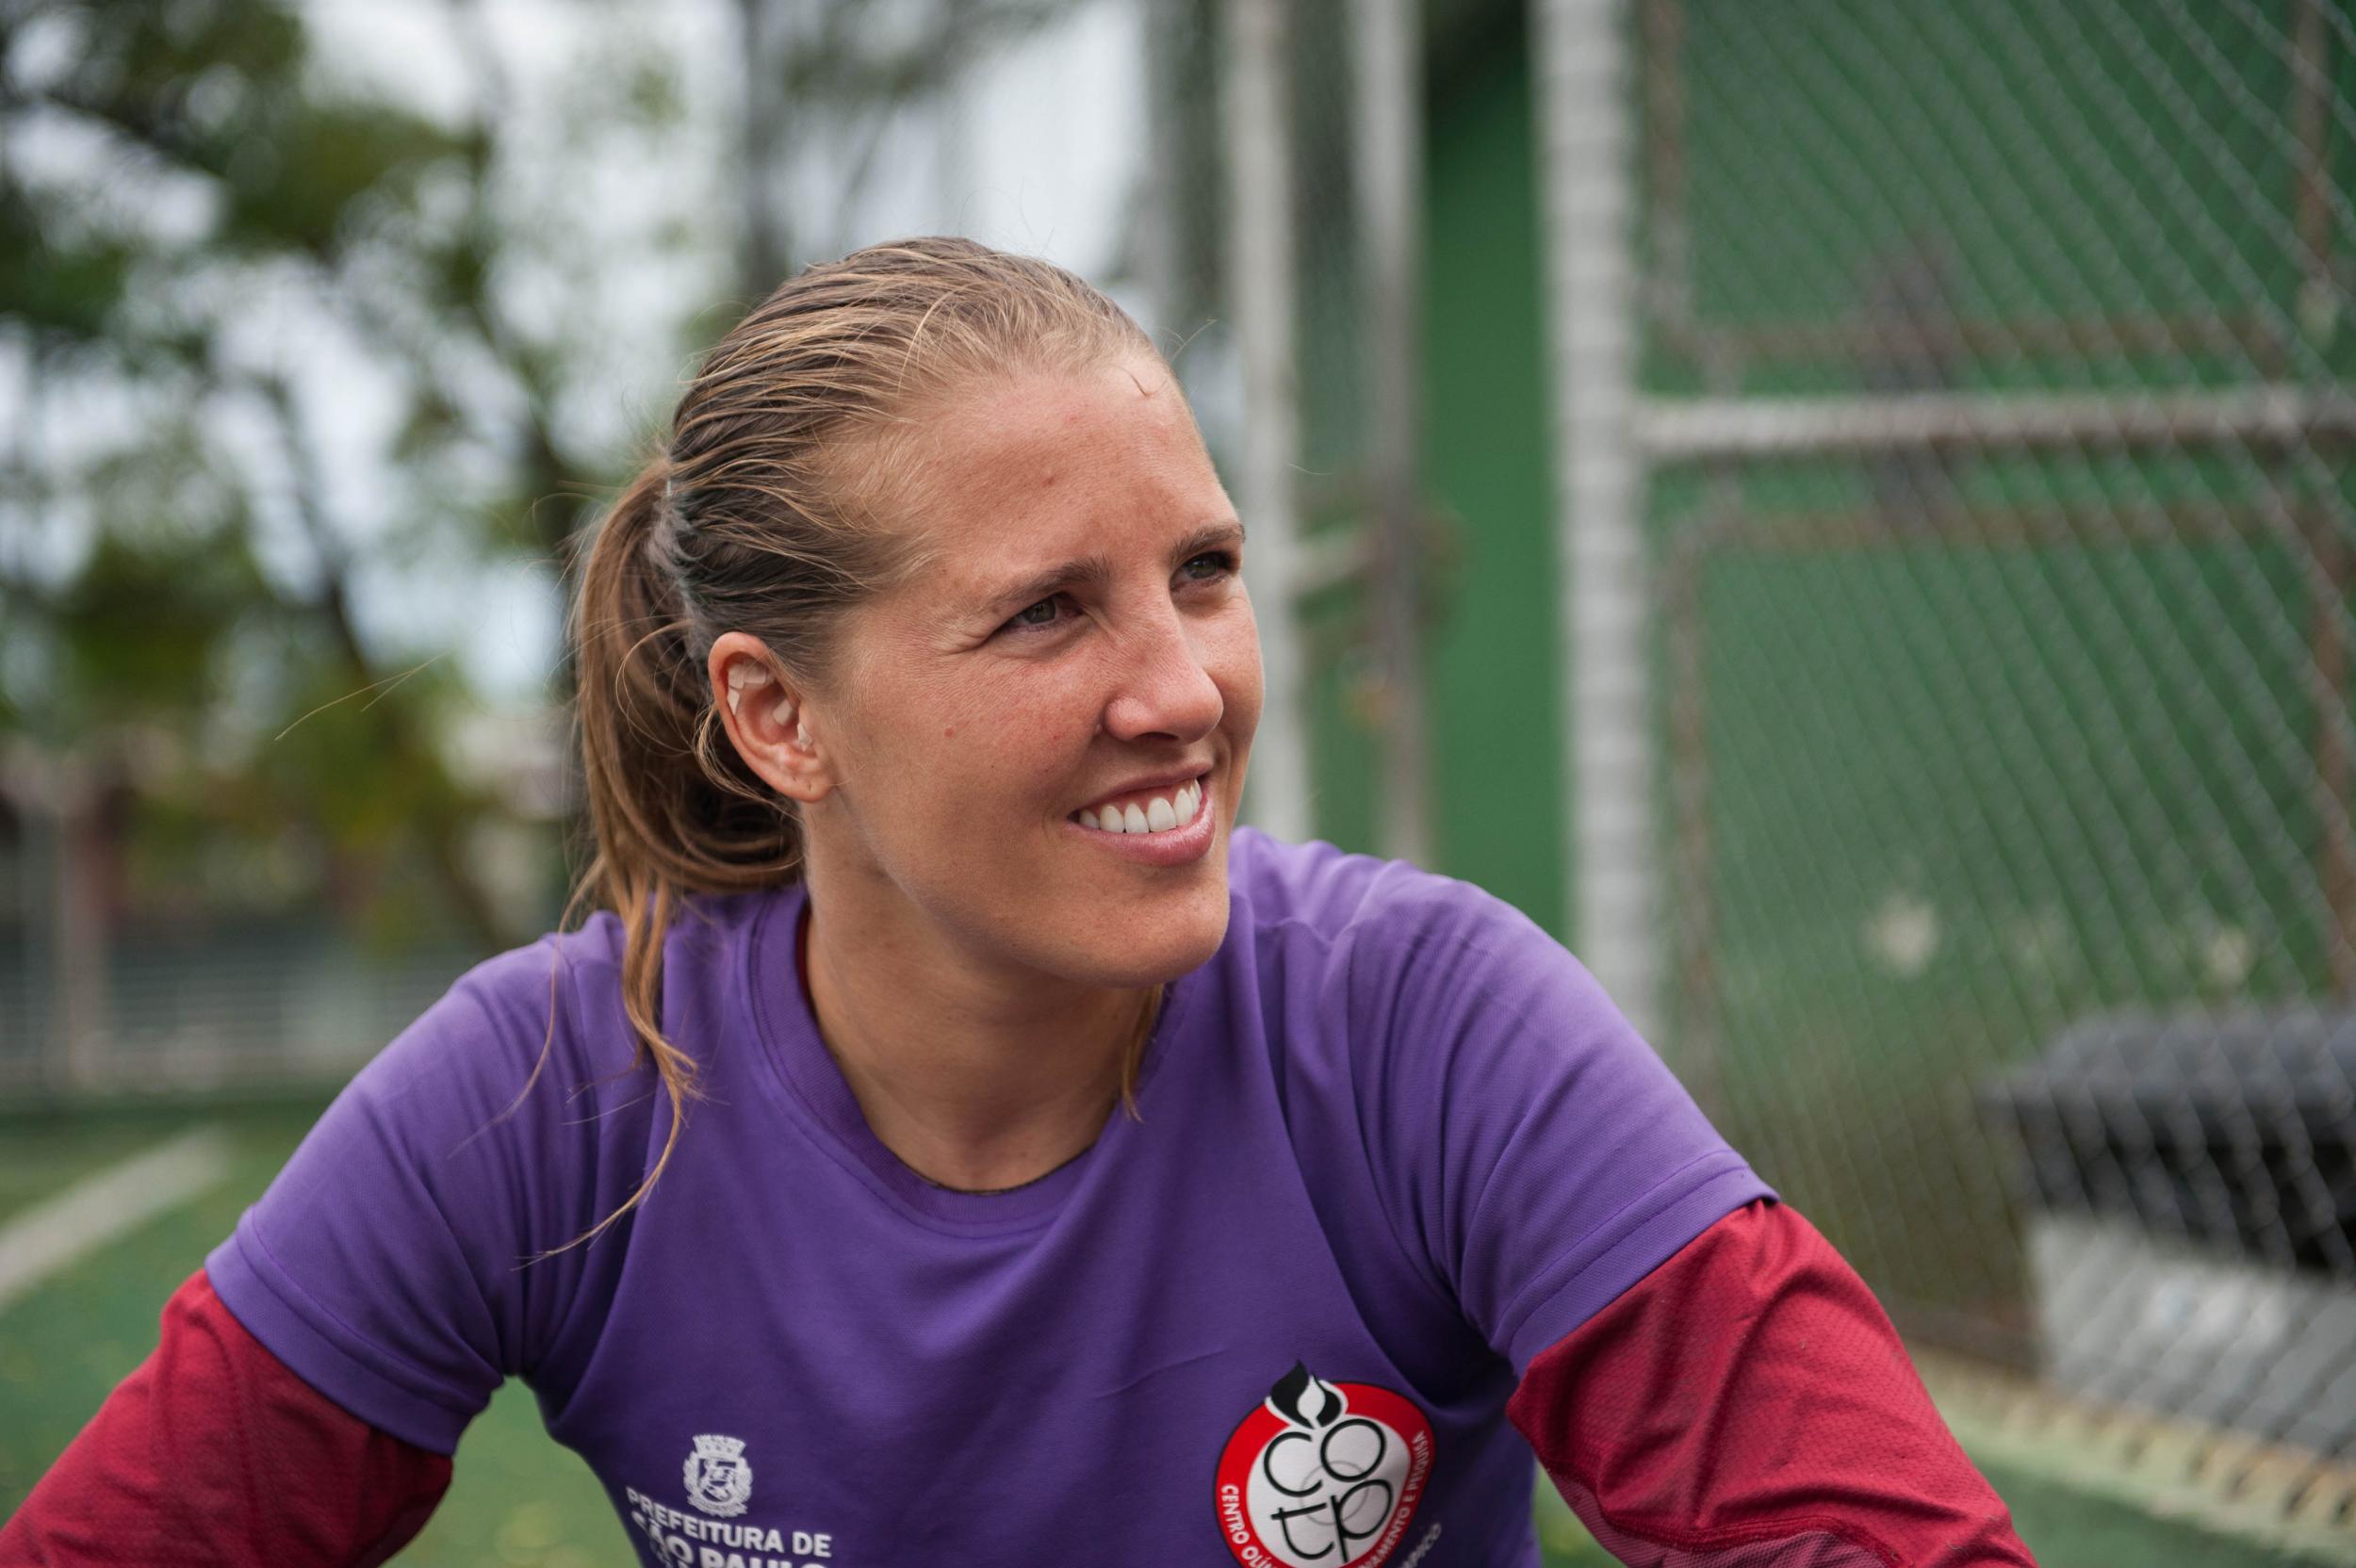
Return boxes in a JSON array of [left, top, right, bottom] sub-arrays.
[[889, 356, 1218, 569]]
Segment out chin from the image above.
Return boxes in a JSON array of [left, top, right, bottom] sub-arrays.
[[1150, 908, 1232, 982], [1068, 881, 1232, 988]]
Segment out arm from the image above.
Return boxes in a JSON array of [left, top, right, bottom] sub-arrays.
[[1508, 1200, 2036, 1568], [0, 1268, 451, 1568]]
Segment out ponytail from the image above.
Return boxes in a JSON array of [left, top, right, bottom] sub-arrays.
[[556, 457, 801, 1249]]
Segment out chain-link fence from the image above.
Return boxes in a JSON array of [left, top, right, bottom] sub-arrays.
[[773, 3, 2356, 1530], [1614, 0, 2356, 1530]]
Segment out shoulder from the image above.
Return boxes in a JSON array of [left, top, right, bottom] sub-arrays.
[[360, 915, 631, 1107], [1223, 829, 1645, 1099], [1227, 826, 1513, 936], [1218, 834, 1764, 1368], [450, 915, 626, 1043], [1225, 826, 1563, 986], [405, 885, 773, 1083], [251, 893, 781, 1266], [205, 908, 751, 1433], [358, 887, 776, 1120]]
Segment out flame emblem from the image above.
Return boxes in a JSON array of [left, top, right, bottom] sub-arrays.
[[1214, 1363, 1435, 1567]]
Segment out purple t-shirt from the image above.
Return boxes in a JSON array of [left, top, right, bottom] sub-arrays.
[[207, 829, 1768, 1567]]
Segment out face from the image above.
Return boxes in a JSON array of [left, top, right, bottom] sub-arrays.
[[758, 352, 1262, 990]]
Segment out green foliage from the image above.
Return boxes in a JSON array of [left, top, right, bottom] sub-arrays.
[[0, 0, 658, 950], [212, 99, 464, 257], [50, 527, 262, 715], [254, 655, 486, 852], [0, 192, 135, 340], [12, 0, 454, 274]]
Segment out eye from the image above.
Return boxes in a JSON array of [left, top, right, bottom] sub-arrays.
[[1181, 550, 1237, 581], [1001, 595, 1069, 635]]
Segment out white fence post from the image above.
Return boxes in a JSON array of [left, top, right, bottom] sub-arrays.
[[1533, 0, 1660, 1044], [1223, 0, 1314, 844]]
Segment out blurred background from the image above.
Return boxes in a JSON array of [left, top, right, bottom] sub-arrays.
[[4, 0, 2356, 1562]]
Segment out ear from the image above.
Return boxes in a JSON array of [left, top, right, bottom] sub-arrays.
[[709, 631, 837, 804]]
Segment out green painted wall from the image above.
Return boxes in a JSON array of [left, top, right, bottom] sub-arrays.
[[1287, 7, 1563, 938], [1420, 23, 1567, 937]]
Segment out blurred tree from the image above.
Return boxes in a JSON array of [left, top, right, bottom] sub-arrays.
[[0, 0, 711, 952], [2, 0, 1105, 970], [736, 0, 1076, 300]]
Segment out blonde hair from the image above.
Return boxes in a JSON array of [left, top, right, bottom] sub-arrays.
[[565, 237, 1166, 1238]]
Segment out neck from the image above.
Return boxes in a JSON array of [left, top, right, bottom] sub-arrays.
[[794, 872, 1148, 1194]]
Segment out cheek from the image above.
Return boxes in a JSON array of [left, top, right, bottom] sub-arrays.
[[1214, 601, 1266, 719], [925, 670, 1097, 804]]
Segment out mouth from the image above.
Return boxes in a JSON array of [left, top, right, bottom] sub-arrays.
[[1064, 771, 1217, 865], [1069, 772, 1209, 836]]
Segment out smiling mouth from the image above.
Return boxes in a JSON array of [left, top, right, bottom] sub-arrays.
[[1071, 774, 1208, 835]]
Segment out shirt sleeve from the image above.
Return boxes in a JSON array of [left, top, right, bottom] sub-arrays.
[[0, 1267, 451, 1568], [1326, 874, 1774, 1371], [201, 943, 647, 1455], [1508, 1200, 2038, 1567]]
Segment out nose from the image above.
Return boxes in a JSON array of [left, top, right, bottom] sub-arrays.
[[1103, 602, 1224, 743]]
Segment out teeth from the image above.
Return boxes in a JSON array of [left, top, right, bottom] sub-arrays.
[[1075, 776, 1209, 834]]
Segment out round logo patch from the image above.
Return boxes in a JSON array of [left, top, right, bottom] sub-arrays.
[[1213, 1362, 1435, 1567]]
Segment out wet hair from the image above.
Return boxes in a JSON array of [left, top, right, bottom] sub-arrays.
[[564, 237, 1166, 1239]]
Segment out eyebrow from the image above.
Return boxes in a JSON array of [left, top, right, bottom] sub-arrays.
[[973, 519, 1248, 615]]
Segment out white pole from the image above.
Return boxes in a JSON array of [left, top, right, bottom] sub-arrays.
[[1635, 386, 2356, 459], [1533, 0, 1658, 1041], [1223, 0, 1313, 843], [1352, 0, 1431, 868]]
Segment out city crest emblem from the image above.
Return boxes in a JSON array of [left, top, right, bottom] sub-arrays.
[[683, 1433, 753, 1518]]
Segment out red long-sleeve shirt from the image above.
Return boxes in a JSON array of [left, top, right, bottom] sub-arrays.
[[2, 1200, 2032, 1566], [1509, 1201, 2033, 1566], [1, 1269, 450, 1567]]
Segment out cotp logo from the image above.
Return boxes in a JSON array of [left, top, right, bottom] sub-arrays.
[[1213, 1362, 1434, 1567]]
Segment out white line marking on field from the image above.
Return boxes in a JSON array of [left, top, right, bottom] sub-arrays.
[[0, 1125, 236, 1316]]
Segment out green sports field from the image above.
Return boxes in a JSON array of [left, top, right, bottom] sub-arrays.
[[0, 1099, 2337, 1566]]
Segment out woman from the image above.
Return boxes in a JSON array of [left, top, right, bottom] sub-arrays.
[[5, 239, 2034, 1567]]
